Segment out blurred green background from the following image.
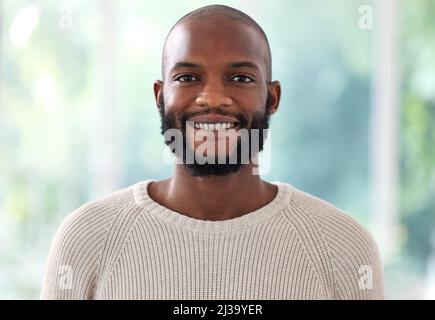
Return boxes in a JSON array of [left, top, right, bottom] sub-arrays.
[[0, 0, 434, 299]]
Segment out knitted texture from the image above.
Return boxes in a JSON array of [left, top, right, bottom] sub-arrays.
[[40, 180, 384, 299]]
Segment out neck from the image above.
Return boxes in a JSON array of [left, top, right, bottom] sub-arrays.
[[150, 163, 277, 221]]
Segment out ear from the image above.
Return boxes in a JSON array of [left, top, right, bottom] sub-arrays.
[[154, 80, 164, 111], [267, 80, 281, 115]]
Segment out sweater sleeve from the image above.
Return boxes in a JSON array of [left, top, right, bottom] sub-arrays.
[[313, 208, 385, 299], [40, 202, 114, 300]]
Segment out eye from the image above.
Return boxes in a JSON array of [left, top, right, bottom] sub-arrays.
[[174, 74, 199, 82], [231, 75, 254, 83]]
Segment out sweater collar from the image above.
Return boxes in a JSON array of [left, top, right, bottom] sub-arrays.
[[132, 179, 293, 233]]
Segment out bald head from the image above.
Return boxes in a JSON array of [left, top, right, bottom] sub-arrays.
[[161, 5, 272, 82]]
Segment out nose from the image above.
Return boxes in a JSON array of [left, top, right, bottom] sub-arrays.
[[195, 84, 233, 108]]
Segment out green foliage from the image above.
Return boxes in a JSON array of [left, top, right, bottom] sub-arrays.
[[400, 0, 435, 271]]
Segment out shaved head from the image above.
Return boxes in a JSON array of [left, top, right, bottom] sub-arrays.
[[161, 4, 272, 82]]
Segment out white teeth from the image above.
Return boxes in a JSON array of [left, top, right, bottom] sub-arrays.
[[194, 122, 237, 130]]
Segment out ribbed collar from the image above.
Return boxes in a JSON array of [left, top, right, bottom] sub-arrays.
[[132, 179, 293, 233]]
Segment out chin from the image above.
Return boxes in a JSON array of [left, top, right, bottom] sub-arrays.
[[183, 163, 244, 177]]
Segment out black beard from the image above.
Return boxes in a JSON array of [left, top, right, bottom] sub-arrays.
[[158, 94, 272, 177]]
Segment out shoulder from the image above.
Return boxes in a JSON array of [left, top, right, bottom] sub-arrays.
[[41, 183, 143, 299], [286, 185, 378, 257], [278, 182, 385, 299], [57, 184, 139, 242]]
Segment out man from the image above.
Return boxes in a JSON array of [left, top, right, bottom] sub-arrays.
[[41, 5, 384, 299]]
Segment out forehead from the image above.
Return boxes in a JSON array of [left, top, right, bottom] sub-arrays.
[[163, 18, 267, 76]]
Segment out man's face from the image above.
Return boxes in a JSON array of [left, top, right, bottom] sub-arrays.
[[155, 17, 279, 176]]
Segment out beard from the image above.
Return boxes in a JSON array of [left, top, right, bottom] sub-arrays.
[[158, 94, 272, 177]]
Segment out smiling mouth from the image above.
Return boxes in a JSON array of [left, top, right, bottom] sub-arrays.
[[193, 121, 239, 131]]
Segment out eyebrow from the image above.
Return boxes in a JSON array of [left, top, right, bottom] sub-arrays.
[[171, 62, 201, 71], [170, 61, 260, 73], [228, 61, 260, 70]]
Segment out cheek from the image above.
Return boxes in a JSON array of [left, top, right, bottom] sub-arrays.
[[234, 95, 265, 117], [227, 86, 265, 110], [164, 89, 193, 113]]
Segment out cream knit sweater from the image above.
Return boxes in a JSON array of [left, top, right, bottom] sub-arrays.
[[40, 179, 384, 300]]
